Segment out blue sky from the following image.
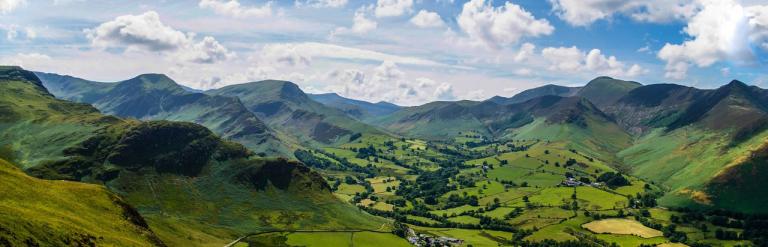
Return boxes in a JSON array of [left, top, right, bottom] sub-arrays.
[[1, 0, 767, 105]]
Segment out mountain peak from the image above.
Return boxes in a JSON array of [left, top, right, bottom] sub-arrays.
[[724, 80, 748, 88], [132, 73, 174, 83], [121, 73, 184, 92]]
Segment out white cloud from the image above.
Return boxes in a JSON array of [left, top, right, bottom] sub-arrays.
[[198, 0, 272, 18], [332, 9, 377, 36], [257, 42, 446, 67], [85, 11, 190, 52], [0, 53, 52, 67], [549, 0, 699, 26], [410, 10, 445, 28], [0, 0, 25, 14], [85, 11, 233, 64], [542, 46, 646, 77], [514, 42, 536, 62], [328, 61, 456, 105], [259, 43, 312, 67], [375, 0, 413, 17], [181, 36, 235, 64], [658, 0, 765, 80], [297, 0, 348, 8], [457, 0, 554, 49]]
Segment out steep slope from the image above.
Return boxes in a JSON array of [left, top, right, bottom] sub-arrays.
[[488, 84, 581, 105], [36, 72, 288, 156], [0, 66, 120, 167], [376, 96, 632, 158], [309, 92, 401, 120], [615, 81, 768, 213], [576, 76, 642, 108], [208, 80, 384, 144], [0, 158, 163, 246], [1, 67, 390, 246]]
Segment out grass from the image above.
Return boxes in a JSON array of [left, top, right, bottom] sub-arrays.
[[576, 187, 628, 210], [0, 158, 162, 246], [582, 218, 663, 238]]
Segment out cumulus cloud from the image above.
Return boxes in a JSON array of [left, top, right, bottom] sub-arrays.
[[329, 61, 456, 105], [549, 0, 699, 26], [514, 42, 536, 62], [542, 46, 647, 77], [457, 0, 554, 49], [0, 0, 25, 14], [85, 11, 234, 64], [375, 0, 413, 17], [259, 43, 313, 67], [332, 9, 377, 36], [199, 0, 272, 18], [658, 0, 766, 80], [410, 10, 445, 28]]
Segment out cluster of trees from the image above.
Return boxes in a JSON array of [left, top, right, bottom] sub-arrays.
[[596, 172, 630, 188]]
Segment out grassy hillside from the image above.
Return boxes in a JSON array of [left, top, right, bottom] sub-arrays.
[[576, 76, 642, 108], [2, 67, 391, 246], [36, 72, 289, 156], [0, 158, 164, 246], [208, 80, 384, 145]]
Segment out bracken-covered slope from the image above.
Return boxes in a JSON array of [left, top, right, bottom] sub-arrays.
[[208, 80, 385, 144], [1, 67, 389, 246], [0, 158, 164, 246], [309, 92, 401, 120], [36, 72, 289, 156]]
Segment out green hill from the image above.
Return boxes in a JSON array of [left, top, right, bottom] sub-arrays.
[[0, 157, 164, 246], [488, 84, 581, 105], [208, 80, 385, 144], [576, 76, 642, 108], [36, 72, 289, 156], [1, 67, 390, 245]]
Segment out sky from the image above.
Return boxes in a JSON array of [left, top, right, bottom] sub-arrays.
[[1, 0, 767, 106]]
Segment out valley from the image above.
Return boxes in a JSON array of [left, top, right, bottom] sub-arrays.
[[2, 66, 768, 247]]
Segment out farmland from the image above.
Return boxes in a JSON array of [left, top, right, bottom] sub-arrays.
[[292, 133, 758, 246]]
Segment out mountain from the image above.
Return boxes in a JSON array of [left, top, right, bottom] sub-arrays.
[[36, 72, 288, 156], [576, 76, 642, 108], [208, 80, 384, 144], [1, 67, 389, 246], [488, 84, 581, 105], [309, 92, 401, 120], [0, 157, 164, 246], [375, 96, 632, 158]]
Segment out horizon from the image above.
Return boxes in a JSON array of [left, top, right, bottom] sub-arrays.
[[1, 0, 767, 105], [24, 66, 753, 106]]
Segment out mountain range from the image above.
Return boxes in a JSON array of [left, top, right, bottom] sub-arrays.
[[4, 65, 768, 246]]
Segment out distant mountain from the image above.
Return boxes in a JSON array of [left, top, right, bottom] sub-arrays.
[[309, 92, 401, 120], [36, 72, 288, 156], [488, 84, 581, 105], [208, 80, 384, 144], [1, 67, 387, 246]]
